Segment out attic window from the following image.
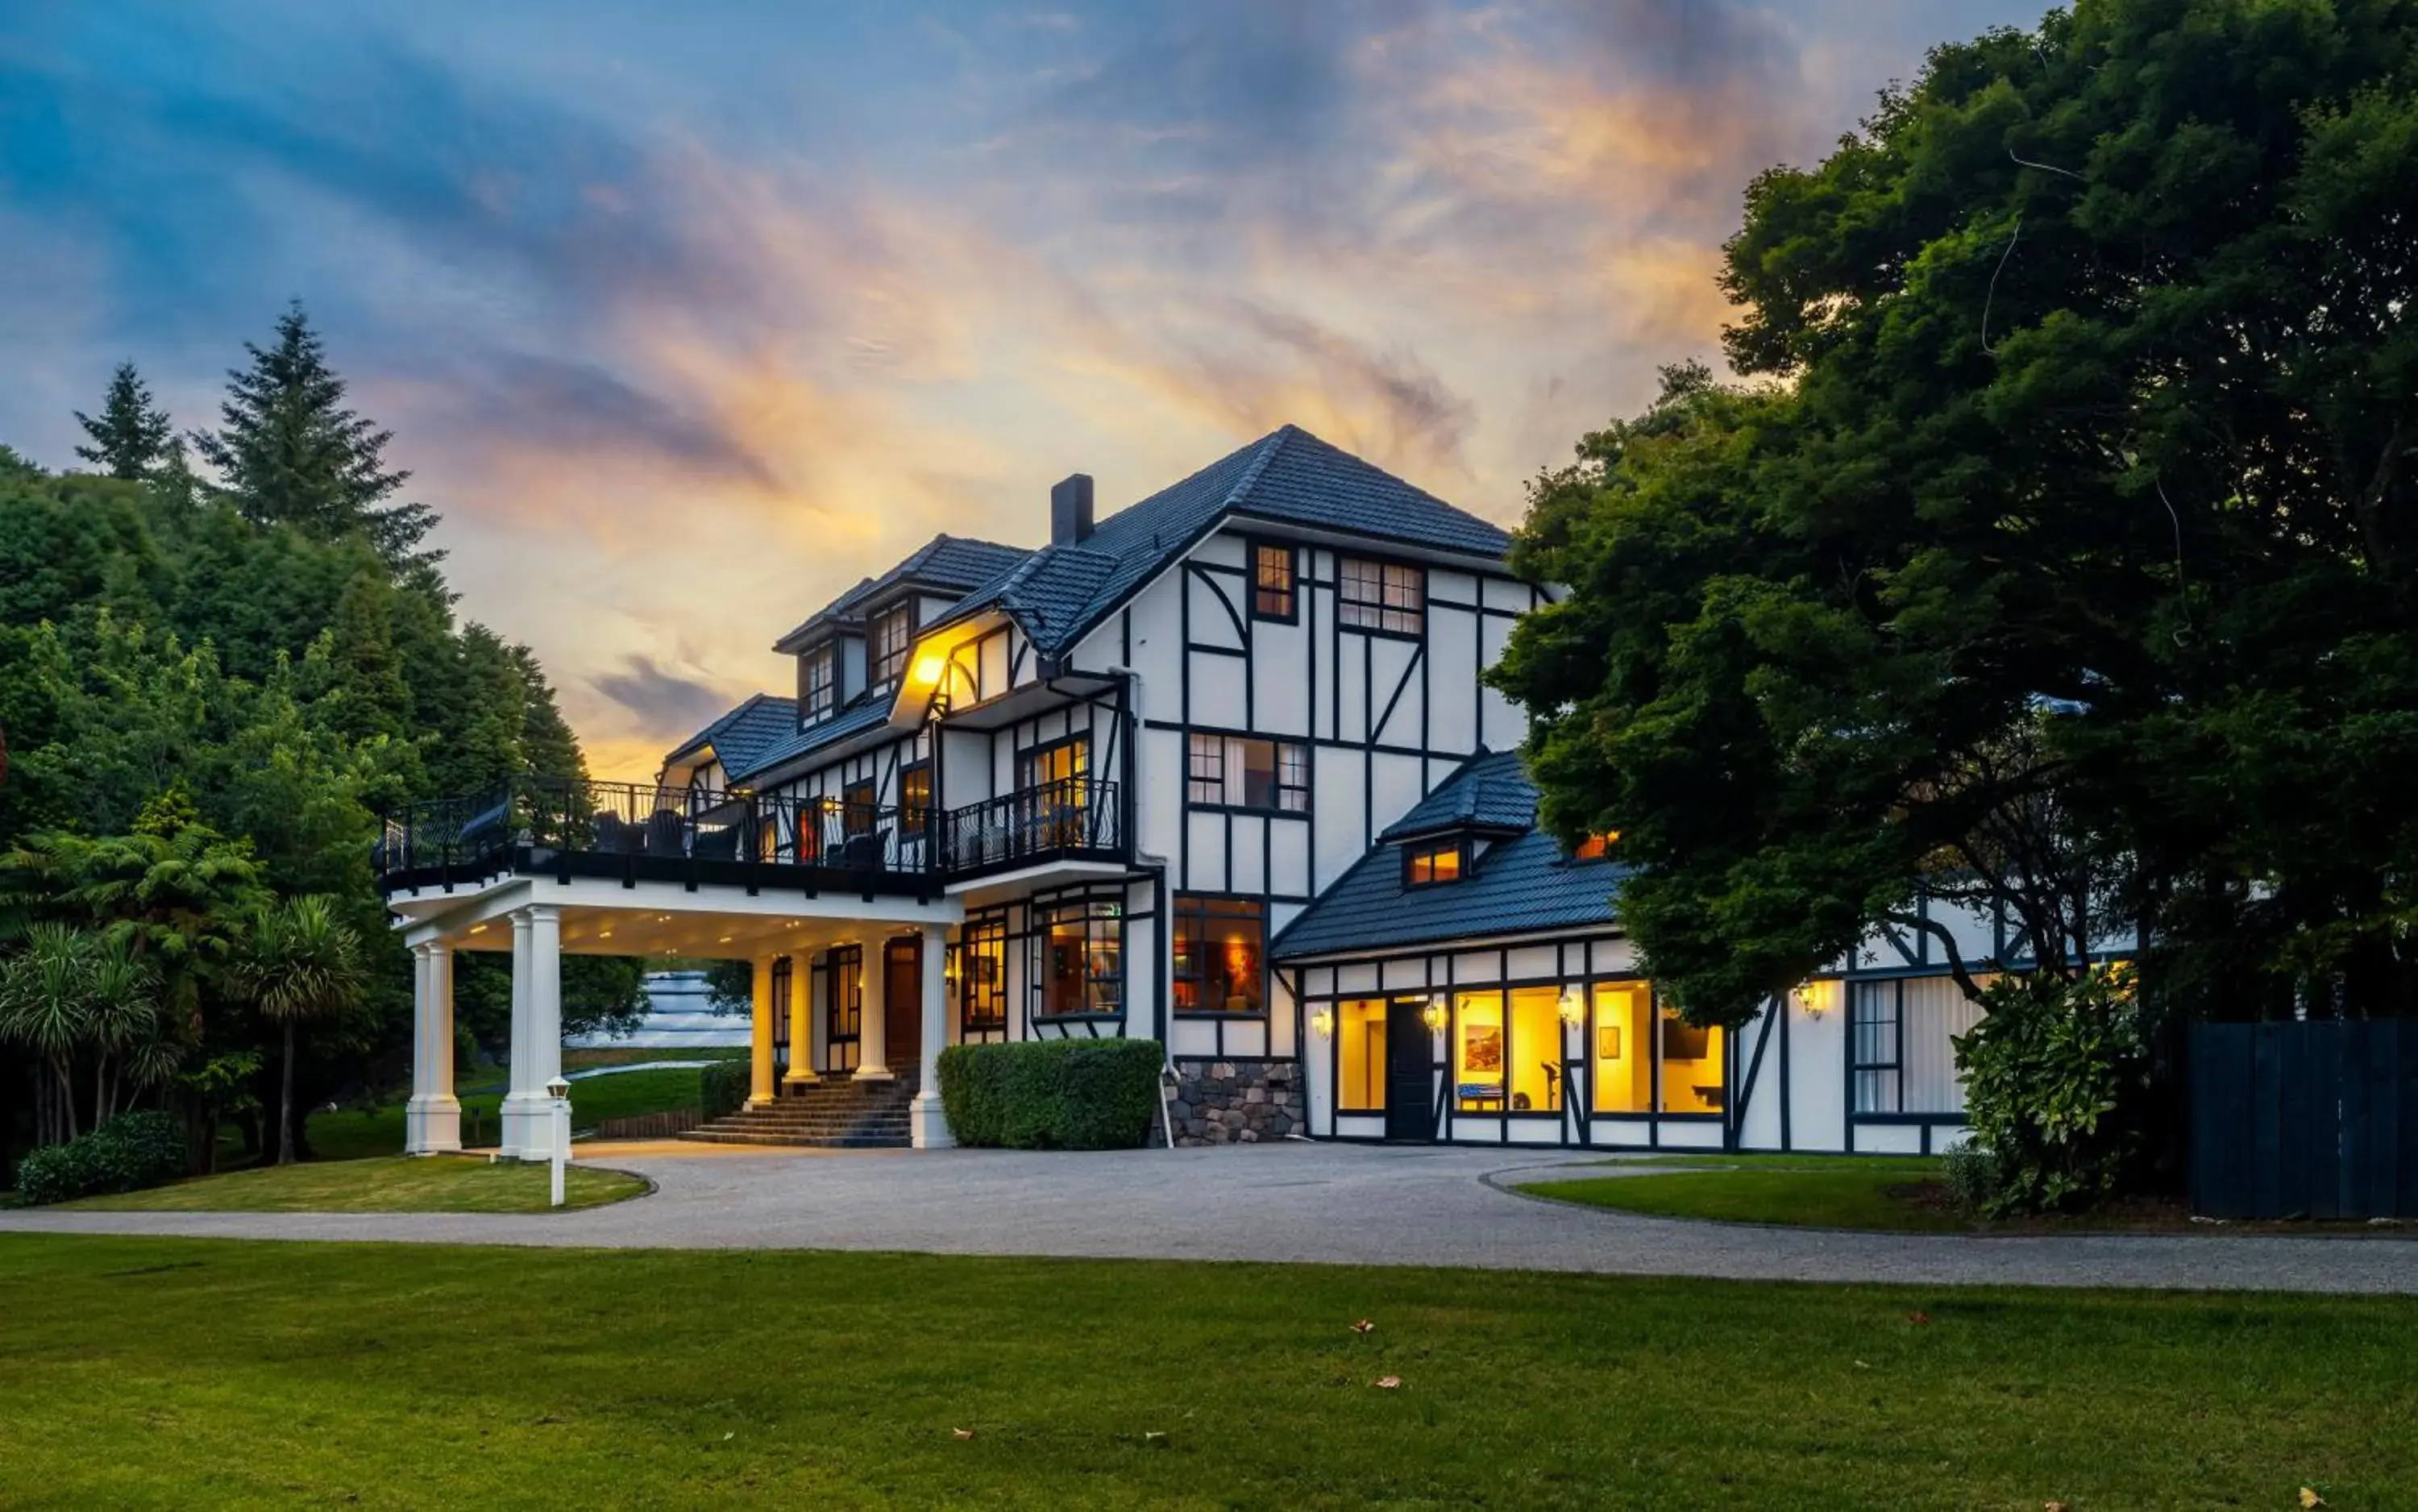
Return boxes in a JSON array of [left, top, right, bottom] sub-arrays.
[[1252, 542, 1296, 621], [870, 602, 912, 687], [1571, 831, 1618, 861], [1406, 840, 1465, 887], [802, 645, 836, 721], [1339, 557, 1423, 636]]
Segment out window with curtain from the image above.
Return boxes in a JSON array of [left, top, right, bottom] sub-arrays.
[[870, 602, 912, 686], [1252, 542, 1296, 620], [1171, 895, 1265, 1014], [1041, 898, 1121, 1016], [801, 644, 836, 721], [1186, 733, 1307, 811], [1338, 557, 1424, 635]]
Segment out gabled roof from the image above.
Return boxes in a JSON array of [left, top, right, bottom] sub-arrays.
[[1271, 750, 1625, 962], [771, 534, 1027, 654], [928, 425, 1512, 657], [722, 696, 895, 786], [662, 693, 799, 777]]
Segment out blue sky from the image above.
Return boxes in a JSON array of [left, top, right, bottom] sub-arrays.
[[0, 0, 2040, 775]]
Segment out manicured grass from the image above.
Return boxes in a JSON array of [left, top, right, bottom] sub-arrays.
[[305, 1065, 711, 1161], [1524, 1169, 1976, 1232], [60, 1157, 649, 1214], [1, 1237, 2412, 1508], [565, 1045, 747, 1071], [1585, 1153, 1946, 1174]]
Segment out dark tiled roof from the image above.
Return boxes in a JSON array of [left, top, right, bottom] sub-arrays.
[[663, 694, 799, 776], [723, 696, 895, 785], [771, 534, 1028, 654], [1380, 749, 1539, 839], [930, 425, 1512, 656], [1272, 750, 1625, 962]]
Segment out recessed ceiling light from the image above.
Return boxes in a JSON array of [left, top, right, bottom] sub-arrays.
[[717, 935, 733, 944], [468, 924, 488, 935]]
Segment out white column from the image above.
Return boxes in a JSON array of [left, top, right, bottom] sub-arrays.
[[748, 956, 778, 1108], [783, 953, 819, 1087], [856, 937, 894, 1080], [405, 943, 463, 1154], [501, 906, 566, 1161], [910, 923, 953, 1148]]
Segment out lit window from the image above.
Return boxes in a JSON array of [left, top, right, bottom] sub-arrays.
[[1571, 831, 1618, 860], [825, 946, 863, 1073], [1171, 895, 1265, 1014], [1041, 898, 1121, 1016], [1186, 733, 1308, 811], [1253, 543, 1296, 620], [1406, 841, 1464, 886], [1592, 982, 1648, 1114], [870, 603, 912, 687], [958, 914, 1007, 1036], [801, 645, 836, 721], [1656, 1007, 1725, 1115], [1339, 557, 1423, 636], [1338, 999, 1387, 1111], [900, 763, 933, 831]]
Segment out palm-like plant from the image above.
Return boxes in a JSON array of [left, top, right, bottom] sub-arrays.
[[0, 924, 160, 1143], [233, 895, 365, 1166]]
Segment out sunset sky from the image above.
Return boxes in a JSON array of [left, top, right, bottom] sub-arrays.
[[0, 0, 2037, 778]]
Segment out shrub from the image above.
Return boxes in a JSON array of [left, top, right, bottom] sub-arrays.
[[937, 1038, 1165, 1150], [697, 1059, 750, 1124], [1940, 1140, 2000, 1215], [12, 1110, 189, 1206], [1954, 965, 2153, 1216]]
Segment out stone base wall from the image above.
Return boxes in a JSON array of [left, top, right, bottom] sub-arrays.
[[1165, 1057, 1304, 1146]]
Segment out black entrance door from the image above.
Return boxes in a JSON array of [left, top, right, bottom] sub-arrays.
[[1383, 999, 1434, 1142]]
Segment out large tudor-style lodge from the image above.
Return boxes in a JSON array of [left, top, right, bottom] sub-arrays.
[[382, 426, 2017, 1158]]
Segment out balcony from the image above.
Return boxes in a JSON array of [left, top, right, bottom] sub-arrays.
[[376, 776, 1124, 897]]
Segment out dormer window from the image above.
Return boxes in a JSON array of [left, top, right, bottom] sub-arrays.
[[1570, 831, 1618, 861], [801, 645, 836, 722], [1406, 839, 1465, 886], [870, 602, 912, 687]]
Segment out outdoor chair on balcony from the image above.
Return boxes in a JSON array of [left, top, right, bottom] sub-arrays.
[[690, 825, 741, 862], [837, 828, 891, 870], [642, 808, 687, 857], [455, 797, 512, 854], [590, 812, 636, 854]]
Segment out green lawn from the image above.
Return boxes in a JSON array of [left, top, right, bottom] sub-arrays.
[[1, 1237, 2411, 1508], [305, 1065, 713, 1161], [60, 1156, 648, 1214], [1523, 1167, 1975, 1232]]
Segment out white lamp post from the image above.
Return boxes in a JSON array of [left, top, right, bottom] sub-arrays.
[[545, 1074, 571, 1207]]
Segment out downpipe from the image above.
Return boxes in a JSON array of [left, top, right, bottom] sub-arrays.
[[1105, 662, 1180, 1153]]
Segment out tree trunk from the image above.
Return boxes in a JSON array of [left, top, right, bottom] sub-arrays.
[[276, 1021, 297, 1167], [56, 1057, 79, 1140]]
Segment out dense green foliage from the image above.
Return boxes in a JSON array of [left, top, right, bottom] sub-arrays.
[[697, 1058, 750, 1124], [937, 1038, 1165, 1149], [1493, 0, 2418, 1032], [0, 307, 644, 1174], [5, 1236, 2416, 1506], [10, 1109, 187, 1206], [1955, 966, 2157, 1214]]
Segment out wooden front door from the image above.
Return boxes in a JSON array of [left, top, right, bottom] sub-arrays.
[[884, 937, 921, 1071], [1384, 999, 1435, 1142]]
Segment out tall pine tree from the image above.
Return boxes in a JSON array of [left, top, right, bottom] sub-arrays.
[[73, 362, 175, 480], [192, 303, 438, 570]]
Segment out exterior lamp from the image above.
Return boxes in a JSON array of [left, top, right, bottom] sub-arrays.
[[1557, 989, 1585, 1028], [543, 1075, 573, 1207], [1421, 997, 1450, 1034], [1790, 979, 1840, 1018], [912, 653, 945, 686], [1311, 1007, 1336, 1040]]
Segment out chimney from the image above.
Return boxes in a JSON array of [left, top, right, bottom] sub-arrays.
[[1050, 473, 1095, 546]]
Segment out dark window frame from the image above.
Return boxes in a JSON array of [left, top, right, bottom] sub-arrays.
[[1849, 979, 1905, 1115], [1184, 731, 1309, 813], [1170, 894, 1269, 1018], [869, 600, 914, 688], [1249, 539, 1298, 622], [899, 761, 933, 833], [1038, 896, 1123, 1018], [957, 912, 1008, 1037], [841, 778, 877, 838], [825, 945, 863, 1073], [1337, 555, 1425, 638], [800, 643, 837, 721], [1404, 838, 1467, 887]]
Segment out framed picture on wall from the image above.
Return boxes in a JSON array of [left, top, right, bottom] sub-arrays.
[[1462, 1024, 1502, 1074], [1596, 1025, 1621, 1060]]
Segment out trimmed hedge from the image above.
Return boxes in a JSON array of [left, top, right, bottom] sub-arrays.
[[937, 1038, 1165, 1150], [698, 1059, 750, 1124], [12, 1110, 189, 1207]]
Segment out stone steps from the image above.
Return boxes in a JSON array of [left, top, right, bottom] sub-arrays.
[[678, 1072, 919, 1149]]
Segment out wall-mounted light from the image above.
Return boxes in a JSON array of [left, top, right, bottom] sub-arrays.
[[1557, 989, 1585, 1028], [1311, 1007, 1336, 1040], [1790, 979, 1842, 1018], [912, 653, 945, 686], [1421, 998, 1449, 1033]]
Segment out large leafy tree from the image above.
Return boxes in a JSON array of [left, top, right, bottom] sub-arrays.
[[1493, 0, 2418, 1026], [233, 895, 365, 1166], [192, 302, 437, 570], [73, 362, 177, 480]]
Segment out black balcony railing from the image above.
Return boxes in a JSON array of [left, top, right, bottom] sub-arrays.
[[938, 776, 1123, 879], [375, 775, 1124, 892]]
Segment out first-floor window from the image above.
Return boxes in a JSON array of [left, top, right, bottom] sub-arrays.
[[1589, 982, 1726, 1115], [1041, 897, 1121, 1016], [958, 914, 1007, 1037], [825, 946, 863, 1073], [1171, 895, 1266, 1014], [1851, 976, 1986, 1114], [1186, 733, 1308, 811], [1450, 988, 1566, 1112], [1339, 556, 1424, 635], [1338, 999, 1388, 1111]]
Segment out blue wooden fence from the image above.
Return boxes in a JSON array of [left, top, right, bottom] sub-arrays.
[[2190, 1019, 2418, 1219]]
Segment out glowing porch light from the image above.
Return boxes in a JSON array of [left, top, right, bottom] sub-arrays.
[[912, 653, 945, 686], [1789, 979, 1842, 1017], [1421, 998, 1449, 1033], [1557, 989, 1585, 1028], [1311, 1007, 1336, 1040]]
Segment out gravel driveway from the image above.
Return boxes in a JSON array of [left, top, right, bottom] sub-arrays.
[[6, 1142, 2414, 1294]]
